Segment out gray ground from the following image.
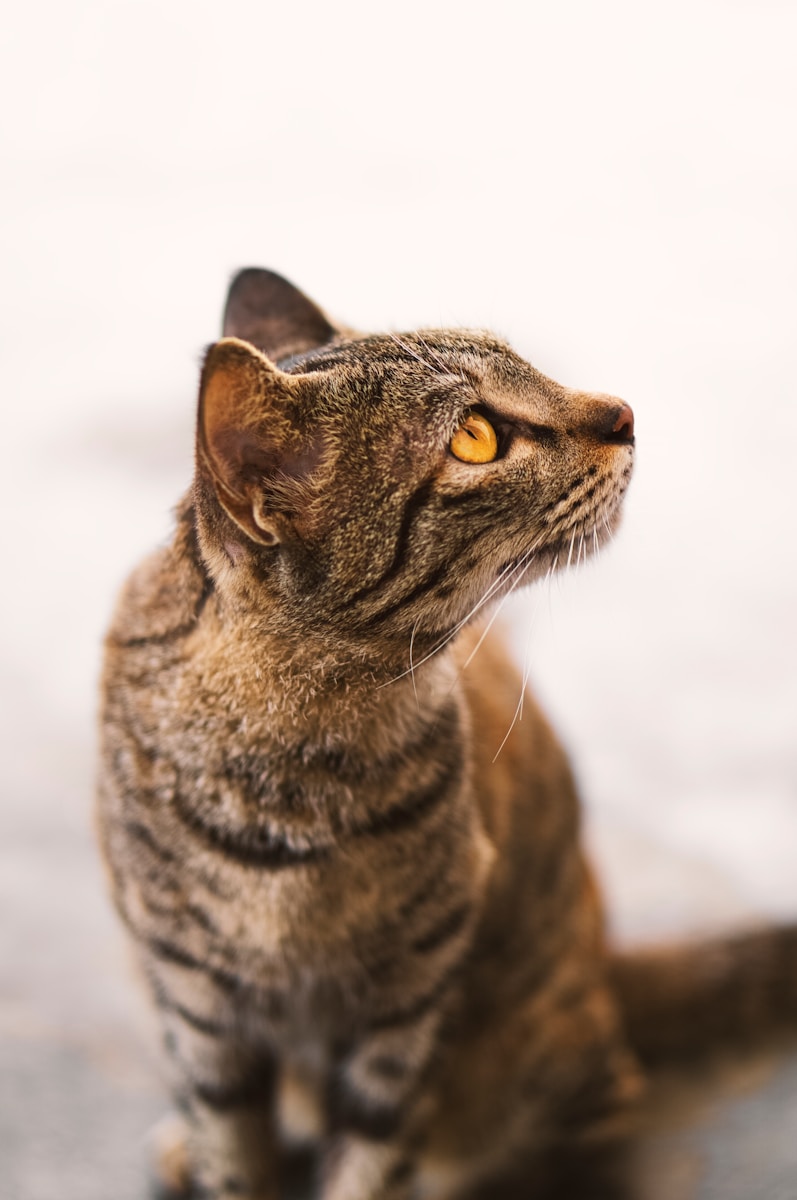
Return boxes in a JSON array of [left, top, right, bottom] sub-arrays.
[[2, 2, 796, 1197]]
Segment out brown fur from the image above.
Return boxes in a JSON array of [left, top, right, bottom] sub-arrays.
[[97, 269, 793, 1200]]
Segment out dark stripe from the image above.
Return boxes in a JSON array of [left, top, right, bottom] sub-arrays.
[[139, 891, 218, 935], [175, 757, 457, 867], [170, 1002, 227, 1039], [348, 751, 463, 841], [147, 937, 242, 993], [184, 902, 218, 934], [330, 1041, 439, 1145], [411, 902, 471, 955], [173, 795, 331, 870], [111, 586, 211, 648], [172, 705, 461, 866], [366, 1055, 409, 1081], [148, 943, 288, 1020], [545, 474, 587, 514], [369, 956, 465, 1032], [110, 508, 214, 649], [144, 868, 180, 893], [438, 488, 495, 512], [346, 479, 435, 607], [139, 894, 184, 919], [221, 1179, 247, 1197], [328, 1088, 405, 1142], [192, 867, 234, 900], [385, 1157, 414, 1190], [364, 561, 450, 626], [398, 865, 455, 923], [283, 698, 460, 785], [123, 819, 176, 864], [191, 1063, 274, 1111], [148, 936, 208, 972]]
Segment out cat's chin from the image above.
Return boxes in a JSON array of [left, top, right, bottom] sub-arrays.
[[494, 514, 623, 591], [491, 469, 630, 592]]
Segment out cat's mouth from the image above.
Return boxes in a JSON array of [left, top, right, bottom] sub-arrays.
[[527, 466, 631, 576]]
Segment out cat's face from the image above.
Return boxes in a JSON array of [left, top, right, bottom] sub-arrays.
[[194, 272, 634, 653]]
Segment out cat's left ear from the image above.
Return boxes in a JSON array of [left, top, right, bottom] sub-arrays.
[[222, 268, 340, 362], [197, 337, 314, 546]]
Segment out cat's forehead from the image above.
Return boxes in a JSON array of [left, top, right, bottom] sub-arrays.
[[279, 328, 554, 406]]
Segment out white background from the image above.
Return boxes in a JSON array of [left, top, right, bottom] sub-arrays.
[[1, 0, 795, 1039]]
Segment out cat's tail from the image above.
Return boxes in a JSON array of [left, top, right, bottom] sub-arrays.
[[609, 924, 797, 1066]]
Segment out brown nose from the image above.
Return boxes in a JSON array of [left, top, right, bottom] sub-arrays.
[[608, 402, 634, 444]]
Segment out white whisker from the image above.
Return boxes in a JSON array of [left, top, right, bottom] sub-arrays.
[[566, 528, 577, 568], [461, 550, 538, 672], [416, 332, 469, 388], [409, 617, 421, 711], [493, 559, 557, 762], [376, 549, 538, 689], [387, 332, 442, 377], [415, 333, 452, 377]]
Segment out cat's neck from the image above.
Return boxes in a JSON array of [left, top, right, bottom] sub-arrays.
[[197, 592, 461, 752], [186, 492, 463, 747]]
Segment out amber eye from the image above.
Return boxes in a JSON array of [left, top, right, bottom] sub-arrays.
[[449, 412, 498, 464]]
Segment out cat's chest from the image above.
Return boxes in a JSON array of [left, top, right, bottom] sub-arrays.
[[109, 625, 493, 1019], [130, 816, 492, 1044]]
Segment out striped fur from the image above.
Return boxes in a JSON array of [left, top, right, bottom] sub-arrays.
[[98, 268, 646, 1199]]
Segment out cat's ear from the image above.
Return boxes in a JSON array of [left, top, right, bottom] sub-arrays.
[[197, 337, 313, 546], [222, 268, 339, 362]]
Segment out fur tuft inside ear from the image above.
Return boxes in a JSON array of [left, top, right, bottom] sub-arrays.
[[196, 337, 312, 546]]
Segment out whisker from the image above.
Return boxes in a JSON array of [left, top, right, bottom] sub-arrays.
[[388, 332, 444, 377], [415, 332, 469, 388], [377, 536, 546, 689], [409, 617, 421, 711], [493, 558, 559, 762], [376, 558, 524, 689], [460, 549, 539, 672], [415, 333, 452, 376], [459, 556, 538, 709], [566, 528, 577, 568]]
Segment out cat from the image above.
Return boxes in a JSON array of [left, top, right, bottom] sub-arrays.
[[97, 268, 796, 1200]]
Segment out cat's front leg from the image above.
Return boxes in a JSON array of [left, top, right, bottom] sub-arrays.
[[321, 1011, 440, 1200], [323, 1136, 419, 1200], [152, 986, 280, 1199]]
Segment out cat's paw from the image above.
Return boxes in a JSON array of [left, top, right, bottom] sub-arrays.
[[148, 1112, 195, 1200]]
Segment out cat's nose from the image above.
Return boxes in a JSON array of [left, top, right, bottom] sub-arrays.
[[578, 396, 635, 445], [609, 403, 635, 444]]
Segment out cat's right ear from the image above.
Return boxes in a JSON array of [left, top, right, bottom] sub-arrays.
[[197, 337, 305, 546]]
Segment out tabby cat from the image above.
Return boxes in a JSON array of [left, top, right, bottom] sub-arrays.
[[97, 269, 794, 1200]]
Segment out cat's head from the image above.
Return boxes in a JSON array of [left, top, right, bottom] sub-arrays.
[[193, 269, 634, 654]]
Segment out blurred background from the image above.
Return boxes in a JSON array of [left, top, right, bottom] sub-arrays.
[[1, 2, 796, 1197]]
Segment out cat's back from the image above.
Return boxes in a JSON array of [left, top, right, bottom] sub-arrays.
[[103, 498, 209, 659]]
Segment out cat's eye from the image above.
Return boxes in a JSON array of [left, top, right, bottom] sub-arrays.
[[449, 412, 498, 464]]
